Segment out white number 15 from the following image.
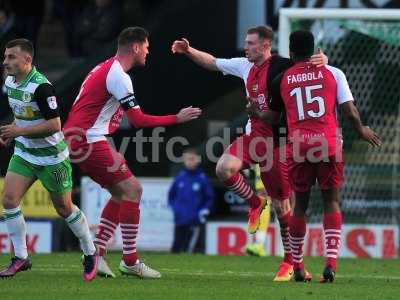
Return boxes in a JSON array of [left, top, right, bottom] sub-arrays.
[[290, 84, 325, 121]]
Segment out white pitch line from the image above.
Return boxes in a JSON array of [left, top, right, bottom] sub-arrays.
[[21, 267, 400, 281]]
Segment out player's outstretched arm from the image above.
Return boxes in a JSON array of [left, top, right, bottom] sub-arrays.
[[126, 106, 201, 128], [340, 101, 382, 147], [0, 117, 61, 139], [171, 38, 219, 71]]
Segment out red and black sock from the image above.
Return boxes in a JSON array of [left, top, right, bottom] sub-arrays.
[[94, 199, 120, 256], [224, 172, 261, 208]]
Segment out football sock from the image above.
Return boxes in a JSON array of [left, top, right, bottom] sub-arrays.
[[278, 211, 293, 265], [323, 211, 342, 270], [224, 172, 261, 208], [120, 201, 140, 266], [3, 206, 28, 259], [66, 206, 96, 256], [94, 199, 120, 256], [289, 215, 306, 270]]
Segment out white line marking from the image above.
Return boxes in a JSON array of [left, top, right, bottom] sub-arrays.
[[23, 266, 400, 281]]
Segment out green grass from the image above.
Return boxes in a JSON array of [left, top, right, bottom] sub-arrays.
[[0, 253, 399, 300]]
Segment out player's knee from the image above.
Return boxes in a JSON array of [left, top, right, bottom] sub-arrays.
[[124, 180, 143, 202], [54, 202, 73, 218], [2, 193, 20, 209], [323, 198, 341, 213], [272, 201, 283, 216], [272, 200, 284, 217], [215, 161, 237, 181], [273, 198, 291, 217]]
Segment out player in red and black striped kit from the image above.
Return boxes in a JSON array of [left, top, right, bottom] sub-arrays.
[[64, 27, 201, 279], [248, 30, 381, 282], [172, 26, 327, 281]]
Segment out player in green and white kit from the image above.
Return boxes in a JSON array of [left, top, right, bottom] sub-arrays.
[[0, 39, 98, 281]]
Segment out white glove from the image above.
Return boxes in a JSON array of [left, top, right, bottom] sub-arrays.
[[198, 208, 210, 224]]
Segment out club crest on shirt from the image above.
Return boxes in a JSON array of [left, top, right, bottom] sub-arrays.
[[23, 92, 32, 102], [252, 84, 258, 92], [47, 96, 58, 109]]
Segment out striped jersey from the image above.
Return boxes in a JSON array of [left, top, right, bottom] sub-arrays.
[[5, 66, 69, 165], [63, 57, 139, 143]]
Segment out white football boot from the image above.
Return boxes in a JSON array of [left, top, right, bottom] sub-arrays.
[[119, 260, 161, 279], [97, 256, 116, 278]]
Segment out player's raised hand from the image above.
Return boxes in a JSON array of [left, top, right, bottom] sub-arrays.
[[360, 126, 382, 147], [245, 101, 262, 118], [171, 38, 190, 54], [310, 48, 328, 67], [176, 106, 202, 123]]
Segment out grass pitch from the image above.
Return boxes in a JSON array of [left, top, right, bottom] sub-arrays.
[[0, 253, 399, 300]]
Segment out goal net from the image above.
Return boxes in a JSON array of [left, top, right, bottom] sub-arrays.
[[278, 9, 400, 225]]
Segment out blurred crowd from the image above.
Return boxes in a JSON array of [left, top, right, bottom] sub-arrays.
[[0, 0, 124, 126], [0, 0, 123, 59]]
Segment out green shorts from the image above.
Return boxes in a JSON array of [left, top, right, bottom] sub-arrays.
[[7, 155, 73, 194]]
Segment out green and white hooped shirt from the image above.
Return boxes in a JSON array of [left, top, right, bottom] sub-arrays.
[[5, 67, 69, 166]]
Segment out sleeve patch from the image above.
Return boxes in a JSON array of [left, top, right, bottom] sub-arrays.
[[47, 96, 58, 110]]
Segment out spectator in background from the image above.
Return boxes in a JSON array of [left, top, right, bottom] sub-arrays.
[[168, 148, 214, 253], [0, 8, 16, 53], [76, 0, 122, 56], [8, 0, 45, 53], [0, 7, 15, 121], [52, 0, 89, 59]]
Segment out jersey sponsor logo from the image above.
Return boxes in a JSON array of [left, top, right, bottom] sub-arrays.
[[22, 92, 32, 102], [47, 96, 58, 110], [287, 71, 323, 84], [10, 103, 37, 118]]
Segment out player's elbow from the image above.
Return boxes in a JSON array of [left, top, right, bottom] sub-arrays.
[[208, 58, 218, 71], [341, 103, 358, 121], [47, 118, 61, 133]]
